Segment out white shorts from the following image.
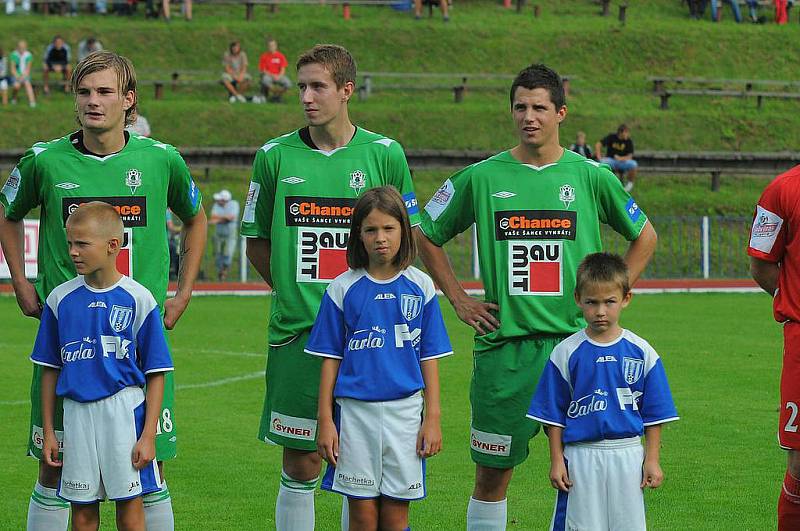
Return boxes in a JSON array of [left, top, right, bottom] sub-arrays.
[[59, 386, 161, 503], [321, 391, 425, 501], [551, 437, 645, 531]]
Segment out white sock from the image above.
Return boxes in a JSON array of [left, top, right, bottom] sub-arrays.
[[466, 497, 507, 531], [27, 482, 69, 531], [276, 471, 317, 531], [143, 480, 174, 531], [341, 495, 349, 531]]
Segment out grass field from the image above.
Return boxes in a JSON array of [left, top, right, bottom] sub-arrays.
[[0, 292, 787, 529]]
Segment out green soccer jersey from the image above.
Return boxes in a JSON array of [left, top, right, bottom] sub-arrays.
[[0, 132, 203, 304], [240, 127, 421, 346], [420, 148, 648, 352]]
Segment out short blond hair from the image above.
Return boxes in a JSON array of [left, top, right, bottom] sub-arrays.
[[66, 201, 125, 242], [296, 44, 356, 89], [71, 51, 138, 126]]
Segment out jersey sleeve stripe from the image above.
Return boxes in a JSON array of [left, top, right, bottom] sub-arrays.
[[303, 348, 343, 359], [420, 350, 453, 360], [144, 367, 174, 374], [643, 416, 680, 426], [526, 414, 566, 428], [30, 357, 61, 369]]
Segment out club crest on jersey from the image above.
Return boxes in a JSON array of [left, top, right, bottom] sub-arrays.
[[559, 184, 575, 208], [109, 305, 133, 332], [125, 169, 142, 194], [622, 357, 644, 384], [349, 170, 366, 195], [401, 295, 423, 321]]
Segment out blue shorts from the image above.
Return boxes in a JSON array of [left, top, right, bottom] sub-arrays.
[[601, 157, 638, 173]]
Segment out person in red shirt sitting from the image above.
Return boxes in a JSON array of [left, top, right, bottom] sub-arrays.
[[258, 37, 292, 103]]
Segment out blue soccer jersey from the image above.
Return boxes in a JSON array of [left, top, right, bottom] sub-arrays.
[[30, 276, 173, 403], [304, 267, 453, 401], [527, 329, 678, 444]]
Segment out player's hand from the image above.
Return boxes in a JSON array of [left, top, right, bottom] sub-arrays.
[[13, 278, 42, 319], [132, 436, 156, 470], [163, 294, 189, 330], [549, 459, 572, 492], [43, 432, 62, 468], [316, 419, 339, 466], [452, 295, 499, 335], [641, 458, 664, 489], [416, 417, 442, 458]]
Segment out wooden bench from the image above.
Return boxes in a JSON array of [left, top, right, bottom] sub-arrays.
[[649, 75, 800, 94], [657, 88, 800, 109], [358, 71, 574, 103], [194, 0, 397, 20]]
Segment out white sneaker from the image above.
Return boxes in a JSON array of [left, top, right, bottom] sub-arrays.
[[29, 101, 36, 108], [624, 181, 634, 192], [229, 95, 236, 103], [236, 94, 246, 103]]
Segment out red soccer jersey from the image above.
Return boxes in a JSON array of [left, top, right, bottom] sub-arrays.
[[259, 51, 288, 75], [748, 166, 800, 323]]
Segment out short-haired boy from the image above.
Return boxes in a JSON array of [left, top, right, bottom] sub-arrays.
[[527, 252, 679, 531], [31, 202, 173, 531]]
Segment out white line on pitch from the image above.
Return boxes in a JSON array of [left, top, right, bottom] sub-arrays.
[[0, 399, 28, 405], [176, 371, 263, 390]]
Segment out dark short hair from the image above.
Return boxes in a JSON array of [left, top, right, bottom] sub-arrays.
[[296, 44, 356, 89], [509, 63, 565, 110], [617, 123, 629, 135], [575, 252, 630, 297], [346, 186, 416, 271]]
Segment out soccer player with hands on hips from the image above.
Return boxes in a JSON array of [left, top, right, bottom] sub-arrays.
[[528, 253, 678, 531], [308, 186, 453, 531], [33, 203, 174, 531], [415, 63, 657, 530], [0, 50, 206, 531], [241, 44, 421, 530]]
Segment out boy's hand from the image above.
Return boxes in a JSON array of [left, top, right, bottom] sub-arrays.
[[549, 459, 572, 492], [641, 458, 664, 489], [416, 417, 442, 458], [316, 419, 339, 466], [43, 432, 62, 468], [132, 435, 156, 470]]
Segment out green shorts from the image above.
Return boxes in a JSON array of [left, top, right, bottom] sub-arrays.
[[469, 335, 565, 469], [257, 331, 322, 451], [28, 364, 178, 461]]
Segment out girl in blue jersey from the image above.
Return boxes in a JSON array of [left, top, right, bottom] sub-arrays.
[[528, 253, 679, 531], [306, 186, 453, 531]]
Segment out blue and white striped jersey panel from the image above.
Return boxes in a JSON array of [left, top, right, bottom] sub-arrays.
[[30, 276, 173, 403], [305, 266, 453, 401], [527, 329, 678, 444]]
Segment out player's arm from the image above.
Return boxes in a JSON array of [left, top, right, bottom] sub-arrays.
[[41, 367, 62, 467], [0, 205, 41, 318], [750, 256, 779, 296], [546, 426, 571, 491], [316, 357, 341, 466], [132, 372, 164, 470], [417, 358, 442, 458], [415, 228, 499, 334], [245, 237, 273, 287], [164, 208, 207, 330], [641, 424, 664, 489], [624, 221, 657, 285]]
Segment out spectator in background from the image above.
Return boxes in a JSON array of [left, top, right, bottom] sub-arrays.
[[221, 41, 250, 103], [595, 124, 638, 192], [5, 0, 31, 14], [0, 47, 9, 106], [258, 37, 292, 103], [77, 37, 103, 62], [776, 0, 789, 23], [209, 189, 239, 281], [710, 0, 743, 21], [569, 131, 593, 159], [42, 36, 72, 95], [415, 0, 449, 21], [126, 113, 152, 137], [162, 0, 192, 21], [688, 0, 707, 19], [10, 40, 36, 108]]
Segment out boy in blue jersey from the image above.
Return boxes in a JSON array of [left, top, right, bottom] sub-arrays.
[[31, 202, 173, 531], [528, 253, 678, 531], [308, 186, 453, 530]]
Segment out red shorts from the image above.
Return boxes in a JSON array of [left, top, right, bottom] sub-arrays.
[[780, 323, 800, 449]]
